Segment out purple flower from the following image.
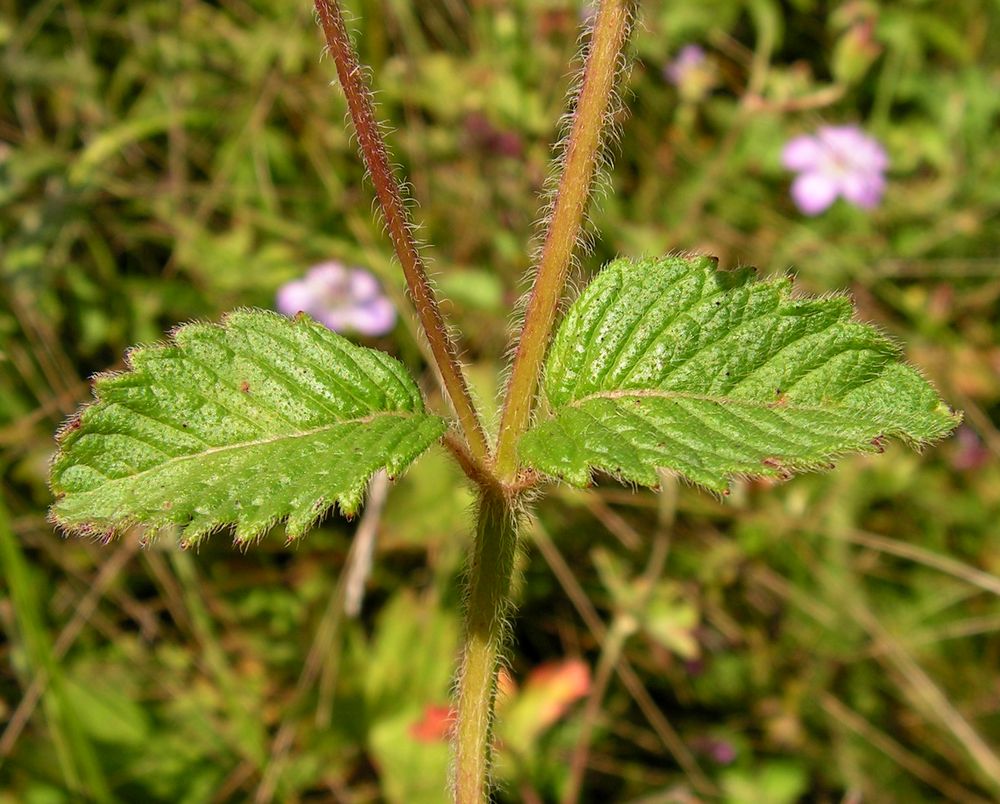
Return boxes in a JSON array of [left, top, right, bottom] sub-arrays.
[[951, 426, 990, 472], [692, 735, 738, 766], [664, 45, 706, 86], [276, 261, 396, 336], [708, 739, 737, 765], [782, 125, 889, 215]]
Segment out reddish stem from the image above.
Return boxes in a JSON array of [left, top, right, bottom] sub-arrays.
[[314, 0, 489, 464]]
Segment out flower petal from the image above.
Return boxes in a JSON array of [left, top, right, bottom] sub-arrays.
[[349, 298, 397, 336], [275, 280, 315, 317], [664, 45, 706, 86], [840, 170, 885, 209], [782, 135, 824, 171], [309, 261, 349, 284], [790, 171, 839, 215], [856, 137, 889, 172], [820, 125, 888, 173], [315, 308, 353, 333], [348, 268, 381, 301]]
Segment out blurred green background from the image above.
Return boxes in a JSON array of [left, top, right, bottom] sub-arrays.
[[2, 0, 999, 801]]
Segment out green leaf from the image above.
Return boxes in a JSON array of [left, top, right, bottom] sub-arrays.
[[50, 310, 446, 544], [520, 255, 960, 491]]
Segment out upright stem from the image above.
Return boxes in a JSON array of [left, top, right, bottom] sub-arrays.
[[454, 489, 520, 803], [494, 0, 633, 479], [314, 0, 490, 463]]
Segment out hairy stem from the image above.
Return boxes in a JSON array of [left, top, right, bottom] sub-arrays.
[[495, 0, 633, 479], [454, 489, 520, 803], [314, 0, 489, 463]]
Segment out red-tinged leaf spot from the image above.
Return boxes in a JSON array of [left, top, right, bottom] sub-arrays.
[[57, 413, 83, 442], [409, 704, 455, 743], [240, 380, 250, 393], [762, 457, 792, 481], [163, 501, 173, 510], [520, 659, 591, 732], [768, 389, 788, 408]]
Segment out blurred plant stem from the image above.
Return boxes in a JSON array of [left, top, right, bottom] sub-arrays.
[[0, 497, 112, 802], [169, 551, 267, 767], [494, 0, 634, 480], [562, 474, 676, 803], [455, 488, 520, 804], [529, 515, 716, 795], [313, 0, 489, 465]]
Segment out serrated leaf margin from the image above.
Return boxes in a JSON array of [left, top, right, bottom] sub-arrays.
[[49, 309, 447, 545]]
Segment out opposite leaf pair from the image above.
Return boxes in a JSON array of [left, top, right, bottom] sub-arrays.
[[49, 256, 959, 542]]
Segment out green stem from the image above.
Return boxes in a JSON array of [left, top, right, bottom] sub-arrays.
[[454, 489, 520, 803], [494, 0, 634, 479], [314, 0, 490, 465]]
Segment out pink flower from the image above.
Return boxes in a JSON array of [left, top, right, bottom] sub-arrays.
[[782, 125, 888, 215], [692, 735, 737, 765], [951, 426, 990, 472], [276, 261, 396, 336], [664, 45, 706, 86]]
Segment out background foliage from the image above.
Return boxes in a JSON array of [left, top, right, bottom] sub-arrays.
[[2, 0, 999, 801]]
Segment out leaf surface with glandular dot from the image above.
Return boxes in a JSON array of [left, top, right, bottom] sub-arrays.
[[50, 310, 445, 545], [520, 255, 959, 491]]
